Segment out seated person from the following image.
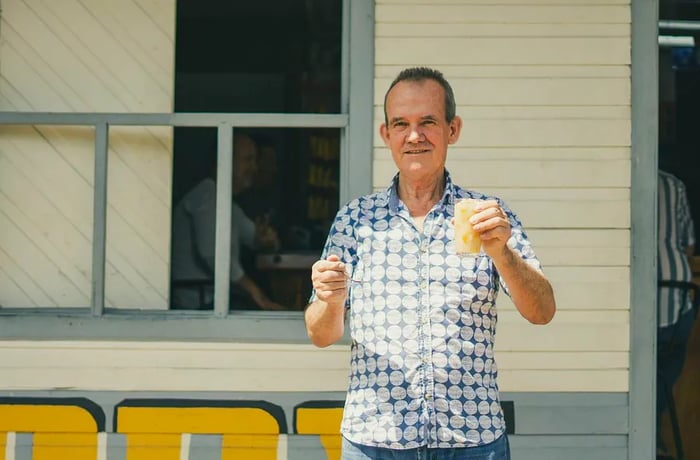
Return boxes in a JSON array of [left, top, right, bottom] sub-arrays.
[[171, 132, 282, 311], [238, 137, 281, 224]]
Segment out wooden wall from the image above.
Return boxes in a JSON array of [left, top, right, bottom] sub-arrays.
[[0, 0, 175, 309]]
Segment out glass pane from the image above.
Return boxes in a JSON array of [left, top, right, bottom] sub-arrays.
[[175, 0, 342, 114], [0, 125, 94, 308], [170, 127, 340, 311]]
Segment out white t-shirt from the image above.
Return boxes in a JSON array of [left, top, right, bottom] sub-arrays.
[[171, 178, 255, 308]]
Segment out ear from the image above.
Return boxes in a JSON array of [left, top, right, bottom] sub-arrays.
[[380, 122, 390, 146], [448, 115, 463, 145]]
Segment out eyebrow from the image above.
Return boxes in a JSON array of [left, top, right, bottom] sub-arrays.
[[389, 115, 438, 125]]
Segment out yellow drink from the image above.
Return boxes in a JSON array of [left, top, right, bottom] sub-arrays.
[[454, 199, 481, 254]]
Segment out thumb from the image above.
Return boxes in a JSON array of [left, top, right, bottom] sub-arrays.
[[327, 254, 340, 262]]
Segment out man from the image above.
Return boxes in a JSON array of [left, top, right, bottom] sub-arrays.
[[656, 169, 696, 459], [171, 132, 282, 311], [305, 67, 556, 459]]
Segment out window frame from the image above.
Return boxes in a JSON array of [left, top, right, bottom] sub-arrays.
[[0, 0, 374, 342]]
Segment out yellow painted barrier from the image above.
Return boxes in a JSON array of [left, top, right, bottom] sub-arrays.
[[294, 402, 344, 460], [0, 398, 104, 460], [115, 400, 286, 460]]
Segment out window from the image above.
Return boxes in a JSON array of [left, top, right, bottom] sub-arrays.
[[0, 0, 373, 340], [171, 0, 344, 312]]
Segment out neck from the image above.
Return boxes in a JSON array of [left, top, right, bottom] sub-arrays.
[[397, 171, 445, 216]]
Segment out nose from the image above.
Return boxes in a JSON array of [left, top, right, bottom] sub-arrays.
[[407, 125, 423, 143]]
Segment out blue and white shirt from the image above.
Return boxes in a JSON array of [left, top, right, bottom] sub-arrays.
[[312, 171, 542, 449], [658, 170, 695, 328]]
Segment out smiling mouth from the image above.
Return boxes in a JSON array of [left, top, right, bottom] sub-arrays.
[[404, 148, 430, 155]]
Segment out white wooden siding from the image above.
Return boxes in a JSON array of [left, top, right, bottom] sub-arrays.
[[0, 0, 175, 308], [0, 341, 627, 392], [374, 0, 631, 392]]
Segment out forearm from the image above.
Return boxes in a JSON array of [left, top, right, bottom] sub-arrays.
[[304, 299, 346, 348], [491, 246, 556, 324], [235, 275, 269, 307]]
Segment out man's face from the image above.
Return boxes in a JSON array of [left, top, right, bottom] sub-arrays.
[[233, 135, 258, 191], [380, 79, 462, 180]]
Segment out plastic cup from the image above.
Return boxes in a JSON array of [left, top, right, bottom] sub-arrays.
[[454, 198, 481, 254]]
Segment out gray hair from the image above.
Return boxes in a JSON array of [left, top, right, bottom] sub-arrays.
[[383, 67, 457, 123]]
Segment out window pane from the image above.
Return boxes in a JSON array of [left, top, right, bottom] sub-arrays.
[[170, 127, 340, 311], [175, 0, 342, 114]]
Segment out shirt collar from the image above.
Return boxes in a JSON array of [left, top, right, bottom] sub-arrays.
[[387, 169, 456, 214]]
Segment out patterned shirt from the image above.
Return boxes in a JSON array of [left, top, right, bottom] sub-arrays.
[[312, 171, 542, 449], [658, 170, 695, 328]]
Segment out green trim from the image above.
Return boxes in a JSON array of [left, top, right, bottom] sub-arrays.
[[0, 311, 320, 342], [92, 122, 108, 315], [0, 112, 349, 127], [630, 0, 659, 458], [213, 125, 234, 316], [343, 0, 374, 205]]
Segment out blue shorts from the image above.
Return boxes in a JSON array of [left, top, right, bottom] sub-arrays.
[[341, 434, 511, 460]]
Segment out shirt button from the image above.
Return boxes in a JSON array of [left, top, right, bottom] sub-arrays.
[[422, 356, 429, 364], [425, 393, 432, 400], [420, 281, 427, 290]]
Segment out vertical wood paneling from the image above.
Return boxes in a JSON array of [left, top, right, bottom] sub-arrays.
[[0, 0, 175, 308]]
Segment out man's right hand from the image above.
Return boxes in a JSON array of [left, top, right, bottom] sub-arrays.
[[311, 255, 348, 308]]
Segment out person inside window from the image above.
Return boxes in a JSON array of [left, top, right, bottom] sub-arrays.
[[656, 169, 696, 459], [171, 132, 282, 311]]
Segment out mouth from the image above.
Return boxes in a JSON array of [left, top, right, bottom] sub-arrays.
[[403, 148, 430, 155]]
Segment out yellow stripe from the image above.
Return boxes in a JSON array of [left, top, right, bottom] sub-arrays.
[[296, 407, 343, 460], [117, 406, 281, 460], [117, 407, 279, 434], [0, 405, 99, 460], [125, 434, 180, 460], [0, 405, 97, 432], [33, 433, 97, 460]]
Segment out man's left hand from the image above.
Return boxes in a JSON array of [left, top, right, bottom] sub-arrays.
[[470, 200, 511, 258]]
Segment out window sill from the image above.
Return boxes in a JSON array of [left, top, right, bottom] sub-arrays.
[[0, 309, 332, 343]]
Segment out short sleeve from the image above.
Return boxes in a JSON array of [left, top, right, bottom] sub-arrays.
[[307, 201, 359, 306]]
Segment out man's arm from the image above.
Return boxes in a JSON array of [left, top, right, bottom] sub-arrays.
[[472, 200, 556, 325], [490, 246, 556, 324], [235, 274, 282, 310], [305, 255, 348, 347]]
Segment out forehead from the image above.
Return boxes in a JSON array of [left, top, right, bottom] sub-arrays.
[[385, 79, 445, 118]]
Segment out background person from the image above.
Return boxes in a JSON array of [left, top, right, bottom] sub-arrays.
[[657, 169, 697, 459], [305, 67, 556, 460], [171, 132, 282, 311]]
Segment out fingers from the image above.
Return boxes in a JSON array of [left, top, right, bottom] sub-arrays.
[[469, 201, 510, 242], [312, 255, 345, 275], [312, 255, 348, 303]]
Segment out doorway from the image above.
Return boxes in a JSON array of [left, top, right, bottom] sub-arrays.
[[657, 0, 700, 457]]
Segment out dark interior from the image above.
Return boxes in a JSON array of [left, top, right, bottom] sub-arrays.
[[171, 0, 342, 308]]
